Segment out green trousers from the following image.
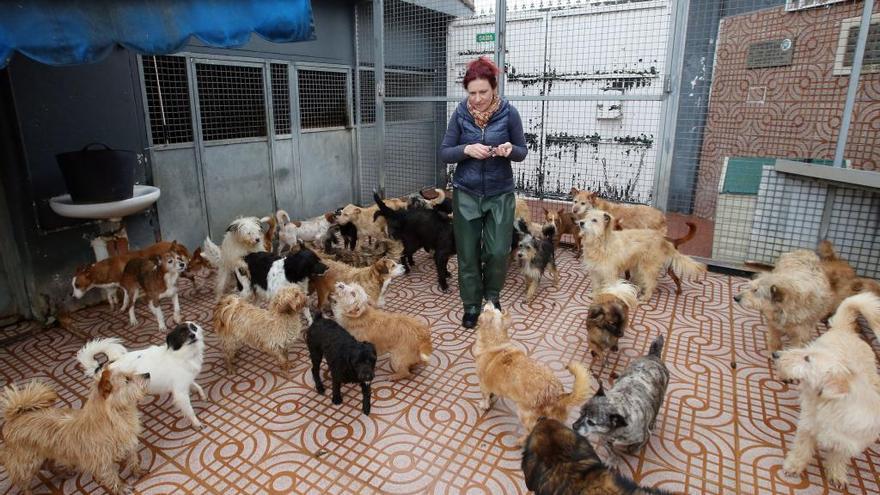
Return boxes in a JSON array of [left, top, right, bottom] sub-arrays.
[[452, 189, 515, 313]]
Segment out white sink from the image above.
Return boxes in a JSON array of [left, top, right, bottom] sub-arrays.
[[49, 185, 161, 220]]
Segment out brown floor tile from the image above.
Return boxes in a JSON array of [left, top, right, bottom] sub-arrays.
[[1, 247, 878, 494]]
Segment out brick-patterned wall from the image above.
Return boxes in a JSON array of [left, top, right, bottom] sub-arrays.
[[694, 3, 880, 219]]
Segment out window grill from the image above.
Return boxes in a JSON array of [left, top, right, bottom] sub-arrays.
[[142, 55, 193, 145], [298, 69, 349, 130], [271, 63, 292, 134], [195, 63, 267, 141]]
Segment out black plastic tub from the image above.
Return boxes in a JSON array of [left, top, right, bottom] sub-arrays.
[[56, 143, 135, 204]]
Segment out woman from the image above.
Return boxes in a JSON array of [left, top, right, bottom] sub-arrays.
[[440, 57, 528, 328]]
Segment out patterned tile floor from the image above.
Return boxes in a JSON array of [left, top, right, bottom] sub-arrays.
[[1, 248, 879, 494]]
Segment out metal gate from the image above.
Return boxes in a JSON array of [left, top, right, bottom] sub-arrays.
[[354, 0, 684, 209], [140, 54, 357, 246]]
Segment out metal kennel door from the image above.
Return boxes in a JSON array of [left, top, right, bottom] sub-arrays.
[[191, 58, 278, 240]]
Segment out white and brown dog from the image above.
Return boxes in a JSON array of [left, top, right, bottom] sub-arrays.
[[772, 292, 880, 489], [276, 209, 336, 253], [202, 217, 267, 302]]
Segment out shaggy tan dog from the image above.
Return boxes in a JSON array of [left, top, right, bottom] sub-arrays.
[[1, 369, 149, 495], [331, 282, 432, 380], [515, 196, 532, 222], [772, 292, 880, 490], [735, 249, 831, 352], [570, 188, 666, 233], [213, 286, 309, 374], [311, 257, 405, 309], [473, 302, 592, 445], [578, 210, 705, 302]]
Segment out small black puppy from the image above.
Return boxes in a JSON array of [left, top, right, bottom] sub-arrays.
[[373, 192, 456, 291], [333, 208, 359, 250], [305, 313, 377, 415]]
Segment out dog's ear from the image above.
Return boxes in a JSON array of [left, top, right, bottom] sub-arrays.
[[542, 207, 549, 217], [602, 212, 611, 225], [609, 413, 628, 429], [587, 306, 602, 320], [99, 368, 113, 398], [595, 381, 605, 396], [375, 260, 390, 274], [166, 325, 189, 351], [557, 208, 565, 216], [569, 187, 579, 197], [226, 222, 239, 233], [770, 285, 785, 303], [820, 364, 852, 399]]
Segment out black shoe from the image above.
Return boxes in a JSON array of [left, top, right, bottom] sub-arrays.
[[462, 311, 479, 329]]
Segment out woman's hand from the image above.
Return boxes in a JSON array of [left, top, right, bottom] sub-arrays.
[[494, 142, 513, 158], [464, 143, 493, 159]]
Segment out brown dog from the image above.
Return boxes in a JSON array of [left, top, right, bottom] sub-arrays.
[[522, 417, 674, 495], [586, 280, 640, 363], [311, 257, 405, 309], [544, 207, 581, 252], [579, 210, 706, 302], [331, 282, 433, 381], [570, 188, 667, 233], [1, 369, 150, 495], [473, 303, 591, 445], [72, 240, 193, 309], [120, 246, 188, 332]]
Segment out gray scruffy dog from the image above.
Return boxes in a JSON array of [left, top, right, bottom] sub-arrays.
[[573, 334, 669, 454]]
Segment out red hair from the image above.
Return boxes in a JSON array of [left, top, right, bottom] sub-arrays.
[[463, 56, 500, 90]]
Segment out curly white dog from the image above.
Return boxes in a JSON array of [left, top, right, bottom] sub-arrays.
[[772, 292, 880, 489]]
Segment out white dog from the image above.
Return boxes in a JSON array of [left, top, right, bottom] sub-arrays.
[[202, 217, 266, 302], [772, 292, 880, 489], [276, 210, 335, 253], [76, 322, 207, 429]]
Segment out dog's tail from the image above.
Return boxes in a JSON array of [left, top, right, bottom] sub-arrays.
[[276, 209, 291, 226], [201, 237, 222, 268], [427, 188, 446, 207], [76, 337, 128, 377], [514, 217, 530, 236], [816, 239, 840, 262], [557, 362, 592, 410], [829, 292, 880, 337], [541, 223, 556, 241], [667, 250, 706, 280], [667, 221, 697, 249], [373, 192, 395, 219], [648, 334, 665, 358], [1, 381, 59, 423], [262, 215, 277, 252], [419, 338, 433, 362], [600, 280, 640, 312]]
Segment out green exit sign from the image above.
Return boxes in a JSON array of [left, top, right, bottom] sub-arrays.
[[476, 32, 495, 43]]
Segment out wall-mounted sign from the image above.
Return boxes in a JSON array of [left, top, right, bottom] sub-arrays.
[[476, 32, 495, 43], [747, 38, 795, 69]]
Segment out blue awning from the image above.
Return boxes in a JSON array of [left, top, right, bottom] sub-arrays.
[[0, 0, 315, 69]]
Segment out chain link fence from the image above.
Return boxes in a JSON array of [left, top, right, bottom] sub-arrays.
[[354, 0, 879, 273]]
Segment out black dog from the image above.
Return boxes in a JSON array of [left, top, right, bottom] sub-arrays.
[[237, 244, 327, 299], [305, 314, 377, 415], [373, 192, 456, 291], [333, 208, 359, 250]]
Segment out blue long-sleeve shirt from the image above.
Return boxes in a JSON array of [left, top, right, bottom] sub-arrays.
[[439, 98, 528, 197]]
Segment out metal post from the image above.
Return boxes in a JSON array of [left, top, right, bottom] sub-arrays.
[[833, 0, 874, 168], [494, 0, 506, 96], [373, 0, 386, 197]]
